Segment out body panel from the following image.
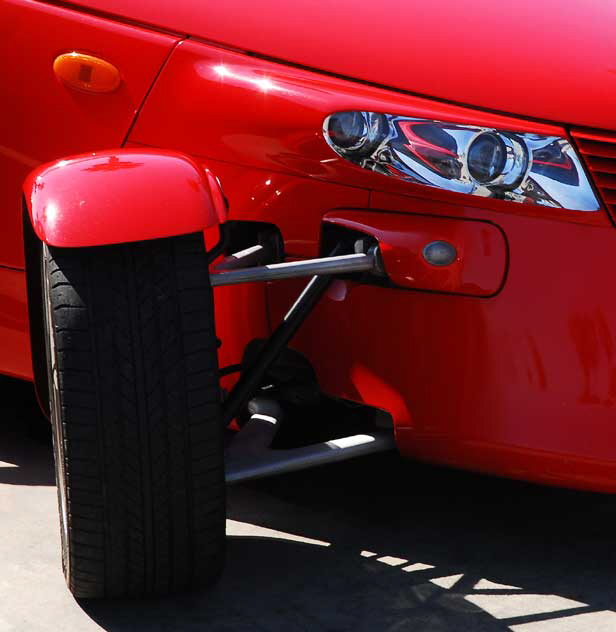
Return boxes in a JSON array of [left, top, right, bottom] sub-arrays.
[[47, 0, 616, 131], [0, 0, 179, 266], [130, 40, 608, 229], [0, 268, 30, 380], [270, 191, 616, 492]]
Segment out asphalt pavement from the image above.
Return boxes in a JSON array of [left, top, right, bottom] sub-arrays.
[[2, 375, 616, 631]]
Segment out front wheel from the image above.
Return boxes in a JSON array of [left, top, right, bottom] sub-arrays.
[[41, 233, 225, 598]]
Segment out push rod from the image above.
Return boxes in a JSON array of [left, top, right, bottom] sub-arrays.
[[222, 271, 333, 425]]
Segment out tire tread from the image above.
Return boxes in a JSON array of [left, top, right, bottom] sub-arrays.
[[45, 233, 224, 599]]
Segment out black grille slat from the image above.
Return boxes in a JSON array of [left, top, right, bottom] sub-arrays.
[[575, 139, 616, 160], [586, 155, 616, 175], [571, 128, 616, 218]]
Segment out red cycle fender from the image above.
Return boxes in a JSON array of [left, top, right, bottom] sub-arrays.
[[23, 149, 227, 248]]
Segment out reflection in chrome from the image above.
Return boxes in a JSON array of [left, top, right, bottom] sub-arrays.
[[323, 112, 601, 211]]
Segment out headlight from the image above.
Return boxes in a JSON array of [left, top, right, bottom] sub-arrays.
[[323, 111, 600, 212]]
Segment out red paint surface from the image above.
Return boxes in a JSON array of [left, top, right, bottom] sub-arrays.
[[269, 191, 616, 492], [3, 4, 616, 491], [267, 181, 616, 494], [24, 149, 225, 248], [131, 40, 606, 229], [51, 0, 616, 130], [323, 211, 507, 296], [187, 155, 370, 374], [0, 269, 31, 380], [0, 0, 178, 266]]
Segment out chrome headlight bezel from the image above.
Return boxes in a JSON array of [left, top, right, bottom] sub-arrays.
[[323, 111, 601, 212]]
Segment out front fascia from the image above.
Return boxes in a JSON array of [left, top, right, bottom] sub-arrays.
[[130, 40, 616, 492]]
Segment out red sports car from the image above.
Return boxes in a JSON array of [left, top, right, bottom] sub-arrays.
[[3, 0, 616, 599]]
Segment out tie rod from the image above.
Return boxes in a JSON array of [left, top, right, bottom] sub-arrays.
[[210, 248, 379, 287]]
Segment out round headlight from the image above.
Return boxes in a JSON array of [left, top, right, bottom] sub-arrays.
[[325, 112, 389, 160], [326, 111, 369, 151], [467, 132, 507, 183]]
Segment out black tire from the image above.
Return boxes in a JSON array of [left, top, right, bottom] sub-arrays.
[[41, 233, 225, 599]]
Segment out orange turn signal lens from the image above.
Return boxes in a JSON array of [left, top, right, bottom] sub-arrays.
[[53, 52, 121, 94]]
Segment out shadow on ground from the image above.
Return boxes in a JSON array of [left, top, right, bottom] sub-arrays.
[[2, 375, 616, 631]]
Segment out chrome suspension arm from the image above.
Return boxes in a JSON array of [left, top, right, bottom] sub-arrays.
[[210, 250, 377, 287]]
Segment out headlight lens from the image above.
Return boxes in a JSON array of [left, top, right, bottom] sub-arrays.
[[324, 111, 600, 211], [467, 132, 507, 183]]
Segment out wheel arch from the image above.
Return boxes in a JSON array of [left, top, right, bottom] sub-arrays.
[[22, 148, 227, 249]]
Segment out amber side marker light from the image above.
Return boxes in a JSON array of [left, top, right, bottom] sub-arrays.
[[53, 52, 121, 93]]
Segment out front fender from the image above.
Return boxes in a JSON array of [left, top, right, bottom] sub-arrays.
[[23, 149, 227, 248]]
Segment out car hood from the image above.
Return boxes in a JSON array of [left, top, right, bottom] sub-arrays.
[[68, 0, 616, 131]]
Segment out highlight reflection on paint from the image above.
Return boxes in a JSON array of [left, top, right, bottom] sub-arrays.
[[213, 64, 286, 93]]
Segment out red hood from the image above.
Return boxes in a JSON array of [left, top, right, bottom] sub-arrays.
[[66, 0, 616, 131]]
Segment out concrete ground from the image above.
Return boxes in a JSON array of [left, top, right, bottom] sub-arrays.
[[2, 376, 616, 631]]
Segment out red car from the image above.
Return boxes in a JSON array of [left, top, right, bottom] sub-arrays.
[[3, 0, 616, 600]]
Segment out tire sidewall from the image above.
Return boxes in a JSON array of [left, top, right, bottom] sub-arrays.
[[40, 243, 71, 584]]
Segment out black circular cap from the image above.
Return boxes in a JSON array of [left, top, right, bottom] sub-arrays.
[[467, 132, 507, 183], [327, 112, 369, 150]]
